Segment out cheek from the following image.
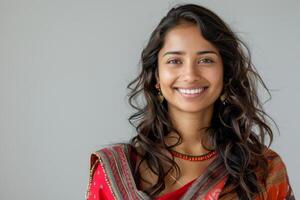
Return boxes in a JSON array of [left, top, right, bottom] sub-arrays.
[[159, 68, 176, 85], [207, 67, 223, 88]]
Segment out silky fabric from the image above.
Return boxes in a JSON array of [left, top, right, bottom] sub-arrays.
[[86, 144, 294, 200]]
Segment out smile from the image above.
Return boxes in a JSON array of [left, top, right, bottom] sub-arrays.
[[175, 87, 208, 98], [176, 87, 206, 94]]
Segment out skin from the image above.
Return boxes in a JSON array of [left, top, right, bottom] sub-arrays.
[[157, 22, 224, 155], [138, 22, 224, 196]]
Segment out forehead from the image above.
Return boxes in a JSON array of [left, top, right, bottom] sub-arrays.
[[159, 23, 219, 56]]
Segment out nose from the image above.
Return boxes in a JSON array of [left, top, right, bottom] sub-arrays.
[[182, 60, 200, 82]]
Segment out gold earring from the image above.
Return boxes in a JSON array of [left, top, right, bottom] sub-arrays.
[[220, 94, 227, 105], [155, 83, 164, 104]]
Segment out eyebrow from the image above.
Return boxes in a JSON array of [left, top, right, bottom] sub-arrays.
[[162, 50, 218, 57]]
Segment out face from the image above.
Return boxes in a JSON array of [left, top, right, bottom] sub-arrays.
[[157, 22, 224, 114]]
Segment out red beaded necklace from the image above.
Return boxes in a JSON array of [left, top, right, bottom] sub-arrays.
[[170, 149, 217, 161]]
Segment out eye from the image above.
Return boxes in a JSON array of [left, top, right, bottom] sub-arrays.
[[166, 59, 182, 65], [198, 58, 214, 64]]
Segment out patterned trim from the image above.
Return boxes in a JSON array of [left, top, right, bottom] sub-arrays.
[[87, 144, 294, 200], [253, 149, 295, 200], [90, 144, 148, 199], [88, 144, 231, 200], [181, 156, 228, 200], [85, 158, 99, 199]]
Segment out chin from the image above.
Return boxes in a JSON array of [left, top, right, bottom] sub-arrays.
[[170, 103, 213, 114]]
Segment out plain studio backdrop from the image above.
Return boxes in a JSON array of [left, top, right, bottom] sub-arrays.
[[0, 0, 299, 199]]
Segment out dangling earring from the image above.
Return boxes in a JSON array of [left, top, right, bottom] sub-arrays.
[[155, 83, 164, 104], [220, 93, 227, 105]]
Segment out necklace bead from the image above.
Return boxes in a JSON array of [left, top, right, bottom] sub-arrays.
[[170, 149, 217, 161]]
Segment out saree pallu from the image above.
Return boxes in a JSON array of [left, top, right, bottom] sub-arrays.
[[86, 144, 295, 200]]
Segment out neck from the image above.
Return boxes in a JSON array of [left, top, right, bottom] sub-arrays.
[[165, 104, 214, 155]]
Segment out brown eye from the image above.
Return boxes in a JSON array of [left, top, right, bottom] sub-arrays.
[[167, 59, 182, 64], [198, 58, 214, 64]]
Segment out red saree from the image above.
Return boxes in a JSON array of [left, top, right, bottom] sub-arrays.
[[86, 144, 294, 200]]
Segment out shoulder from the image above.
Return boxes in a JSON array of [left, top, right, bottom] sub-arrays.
[[93, 142, 130, 154], [263, 148, 288, 179], [253, 148, 288, 179], [86, 143, 132, 199], [256, 148, 295, 199], [89, 143, 131, 170], [263, 148, 284, 162]]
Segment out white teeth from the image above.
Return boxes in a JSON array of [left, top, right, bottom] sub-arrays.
[[177, 88, 205, 94]]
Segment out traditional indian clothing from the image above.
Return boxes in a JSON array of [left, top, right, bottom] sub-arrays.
[[86, 144, 294, 200]]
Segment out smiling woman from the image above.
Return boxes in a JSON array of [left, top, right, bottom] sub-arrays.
[[157, 22, 223, 115], [86, 3, 294, 200]]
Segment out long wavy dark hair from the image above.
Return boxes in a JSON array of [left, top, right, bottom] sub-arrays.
[[126, 3, 276, 199]]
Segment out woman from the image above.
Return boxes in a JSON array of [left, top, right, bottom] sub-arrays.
[[86, 4, 294, 200]]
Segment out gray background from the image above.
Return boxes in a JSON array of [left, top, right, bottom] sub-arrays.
[[0, 0, 298, 199]]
